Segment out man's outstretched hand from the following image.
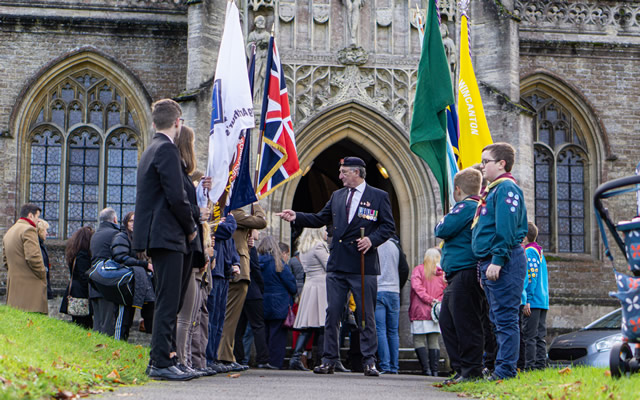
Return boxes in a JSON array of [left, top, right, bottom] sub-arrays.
[[277, 209, 296, 222]]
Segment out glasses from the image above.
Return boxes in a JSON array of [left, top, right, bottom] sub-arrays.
[[178, 117, 185, 123], [481, 159, 499, 166]]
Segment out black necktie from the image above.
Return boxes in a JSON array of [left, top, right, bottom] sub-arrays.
[[345, 188, 356, 220]]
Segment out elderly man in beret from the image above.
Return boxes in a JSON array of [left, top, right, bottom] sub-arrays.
[[278, 156, 396, 377]]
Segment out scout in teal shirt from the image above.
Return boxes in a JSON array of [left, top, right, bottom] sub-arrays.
[[471, 178, 528, 266], [435, 196, 480, 275]]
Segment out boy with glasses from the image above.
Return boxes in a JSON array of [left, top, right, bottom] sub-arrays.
[[472, 142, 528, 381]]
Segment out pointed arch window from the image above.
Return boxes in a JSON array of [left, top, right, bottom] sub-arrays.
[[525, 92, 589, 253], [25, 67, 144, 238]]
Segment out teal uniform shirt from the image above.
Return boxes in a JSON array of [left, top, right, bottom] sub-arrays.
[[522, 244, 549, 309], [472, 179, 528, 266], [435, 197, 480, 275]]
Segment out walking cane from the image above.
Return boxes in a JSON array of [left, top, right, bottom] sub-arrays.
[[360, 227, 366, 330]]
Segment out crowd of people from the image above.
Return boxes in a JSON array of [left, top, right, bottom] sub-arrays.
[[1, 98, 548, 383]]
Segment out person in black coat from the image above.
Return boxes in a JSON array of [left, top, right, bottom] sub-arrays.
[[278, 156, 396, 377], [36, 220, 53, 300], [234, 229, 273, 368], [89, 208, 122, 335], [132, 99, 198, 381], [110, 211, 155, 341], [60, 225, 94, 329]]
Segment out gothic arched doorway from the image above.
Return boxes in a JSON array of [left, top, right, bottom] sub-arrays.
[[290, 138, 400, 249]]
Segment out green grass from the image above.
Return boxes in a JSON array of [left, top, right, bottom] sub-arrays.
[[439, 366, 640, 399], [0, 305, 148, 399]]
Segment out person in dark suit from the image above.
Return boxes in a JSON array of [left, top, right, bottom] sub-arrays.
[[132, 99, 198, 381], [277, 156, 396, 377]]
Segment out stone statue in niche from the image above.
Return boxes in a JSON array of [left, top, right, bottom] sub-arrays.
[[342, 0, 364, 46], [247, 15, 271, 104], [440, 22, 456, 82]]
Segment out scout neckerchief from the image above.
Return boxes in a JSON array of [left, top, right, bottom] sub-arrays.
[[471, 172, 517, 228], [524, 242, 542, 259]]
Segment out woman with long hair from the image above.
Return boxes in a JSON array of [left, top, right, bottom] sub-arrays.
[[60, 225, 94, 329], [174, 125, 211, 376], [110, 211, 155, 340], [410, 248, 447, 376], [289, 227, 329, 371], [259, 235, 297, 369]]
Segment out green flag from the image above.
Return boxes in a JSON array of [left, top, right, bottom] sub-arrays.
[[410, 0, 454, 208]]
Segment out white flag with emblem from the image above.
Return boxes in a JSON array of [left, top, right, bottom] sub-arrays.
[[206, 1, 254, 203]]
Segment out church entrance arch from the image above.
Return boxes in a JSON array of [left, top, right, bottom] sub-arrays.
[[274, 102, 438, 267]]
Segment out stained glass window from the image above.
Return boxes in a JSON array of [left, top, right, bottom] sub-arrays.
[[526, 91, 589, 253], [66, 130, 100, 236], [28, 128, 62, 238], [106, 131, 138, 222], [26, 67, 143, 238]]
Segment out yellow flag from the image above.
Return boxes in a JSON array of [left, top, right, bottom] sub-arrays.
[[457, 14, 492, 169]]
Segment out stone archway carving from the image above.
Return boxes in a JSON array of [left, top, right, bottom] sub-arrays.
[[268, 101, 438, 266]]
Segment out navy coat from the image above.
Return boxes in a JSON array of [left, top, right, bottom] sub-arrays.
[[261, 254, 297, 320], [294, 184, 396, 275]]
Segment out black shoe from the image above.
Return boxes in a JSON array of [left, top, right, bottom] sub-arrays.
[[207, 361, 231, 373], [313, 363, 335, 374], [257, 363, 279, 370], [176, 363, 199, 377], [195, 367, 217, 377], [289, 359, 310, 371], [443, 372, 461, 385], [486, 373, 504, 382], [223, 361, 249, 371], [147, 365, 195, 381], [334, 361, 351, 373], [363, 364, 380, 377]]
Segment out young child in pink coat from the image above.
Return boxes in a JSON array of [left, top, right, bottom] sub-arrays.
[[410, 248, 447, 375]]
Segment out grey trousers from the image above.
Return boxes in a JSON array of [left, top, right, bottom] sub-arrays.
[[523, 308, 547, 370]]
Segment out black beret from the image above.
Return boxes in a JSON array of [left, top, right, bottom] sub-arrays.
[[340, 157, 366, 167]]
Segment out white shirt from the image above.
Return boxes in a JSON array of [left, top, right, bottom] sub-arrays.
[[347, 181, 366, 223], [157, 131, 174, 144]]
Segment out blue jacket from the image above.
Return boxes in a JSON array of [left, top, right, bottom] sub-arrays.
[[213, 214, 240, 279], [521, 243, 549, 309], [472, 179, 528, 266], [261, 253, 297, 320], [435, 196, 480, 275]]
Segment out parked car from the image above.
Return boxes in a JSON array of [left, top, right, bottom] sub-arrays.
[[547, 308, 622, 367]]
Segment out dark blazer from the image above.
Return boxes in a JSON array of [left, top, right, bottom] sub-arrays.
[[133, 133, 196, 253], [294, 184, 395, 275], [261, 254, 297, 320], [212, 214, 239, 279], [246, 246, 264, 301]]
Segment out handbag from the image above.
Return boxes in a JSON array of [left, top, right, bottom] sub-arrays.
[[283, 305, 296, 328], [87, 259, 135, 306], [66, 259, 90, 317]]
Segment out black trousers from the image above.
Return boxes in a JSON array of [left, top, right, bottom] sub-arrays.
[[234, 299, 269, 365], [439, 268, 484, 378], [149, 248, 186, 368], [323, 272, 377, 367]]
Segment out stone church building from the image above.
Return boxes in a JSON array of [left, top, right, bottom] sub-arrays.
[[1, 0, 638, 344]]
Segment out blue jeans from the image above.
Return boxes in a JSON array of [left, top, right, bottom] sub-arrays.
[[480, 246, 526, 378], [375, 291, 400, 373]]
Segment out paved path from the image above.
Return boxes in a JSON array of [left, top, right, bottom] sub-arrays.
[[95, 369, 461, 400]]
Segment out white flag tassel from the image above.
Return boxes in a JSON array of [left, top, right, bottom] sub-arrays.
[[206, 1, 255, 204]]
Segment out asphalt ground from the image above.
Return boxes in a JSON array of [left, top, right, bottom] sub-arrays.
[[94, 369, 461, 400]]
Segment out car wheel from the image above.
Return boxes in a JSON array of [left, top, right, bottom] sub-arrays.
[[610, 342, 632, 378]]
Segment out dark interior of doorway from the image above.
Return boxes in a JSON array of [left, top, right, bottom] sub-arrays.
[[290, 138, 400, 251]]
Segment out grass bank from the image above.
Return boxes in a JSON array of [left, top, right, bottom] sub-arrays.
[[0, 305, 148, 399], [440, 366, 640, 399]]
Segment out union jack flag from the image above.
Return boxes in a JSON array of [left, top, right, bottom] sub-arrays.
[[255, 36, 301, 199]]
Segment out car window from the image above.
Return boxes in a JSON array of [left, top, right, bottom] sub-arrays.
[[585, 308, 621, 330]]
